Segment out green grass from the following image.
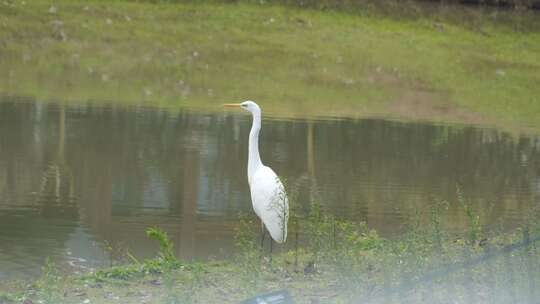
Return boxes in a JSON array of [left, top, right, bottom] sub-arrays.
[[0, 0, 539, 129]]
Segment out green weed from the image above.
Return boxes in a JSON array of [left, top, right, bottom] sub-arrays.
[[93, 264, 142, 281], [306, 200, 335, 263], [430, 199, 449, 249], [0, 292, 17, 304], [146, 227, 180, 267], [34, 258, 61, 304], [456, 185, 483, 244], [233, 214, 261, 287], [91, 227, 182, 281]]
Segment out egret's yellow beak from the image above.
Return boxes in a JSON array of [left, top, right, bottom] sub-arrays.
[[223, 103, 241, 108]]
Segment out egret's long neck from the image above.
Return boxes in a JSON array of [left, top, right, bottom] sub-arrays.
[[248, 110, 263, 183]]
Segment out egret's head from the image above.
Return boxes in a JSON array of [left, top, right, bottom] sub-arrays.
[[224, 100, 261, 114]]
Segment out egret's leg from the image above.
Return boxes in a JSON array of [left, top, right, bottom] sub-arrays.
[[269, 239, 273, 264]]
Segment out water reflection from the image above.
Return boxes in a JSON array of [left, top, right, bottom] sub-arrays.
[[0, 99, 539, 279]]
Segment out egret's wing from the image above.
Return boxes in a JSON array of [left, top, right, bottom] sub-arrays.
[[250, 166, 289, 243]]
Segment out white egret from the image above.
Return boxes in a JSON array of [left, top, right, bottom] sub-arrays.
[[224, 101, 289, 252]]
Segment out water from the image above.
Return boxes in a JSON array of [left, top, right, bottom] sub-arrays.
[[0, 99, 539, 279]]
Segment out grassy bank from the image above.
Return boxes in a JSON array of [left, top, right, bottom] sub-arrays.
[[0, 0, 539, 129], [1, 198, 539, 304]]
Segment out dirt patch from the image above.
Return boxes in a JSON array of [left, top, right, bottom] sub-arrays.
[[368, 71, 535, 134], [388, 88, 494, 126], [367, 70, 494, 126]]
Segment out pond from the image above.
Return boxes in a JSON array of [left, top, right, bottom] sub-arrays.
[[0, 98, 539, 279]]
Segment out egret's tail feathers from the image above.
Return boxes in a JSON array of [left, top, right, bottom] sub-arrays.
[[268, 225, 287, 244]]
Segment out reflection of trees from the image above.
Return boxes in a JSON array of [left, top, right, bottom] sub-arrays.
[[212, 114, 540, 235], [68, 108, 239, 261], [309, 119, 540, 234], [0, 102, 78, 278], [37, 105, 77, 219]]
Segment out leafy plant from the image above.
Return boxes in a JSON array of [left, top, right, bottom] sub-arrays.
[[430, 200, 449, 249], [0, 292, 17, 304], [339, 221, 383, 252], [234, 214, 262, 286], [35, 258, 60, 304], [307, 200, 334, 262], [146, 227, 181, 268], [91, 228, 182, 281], [456, 186, 483, 244], [93, 264, 141, 280]]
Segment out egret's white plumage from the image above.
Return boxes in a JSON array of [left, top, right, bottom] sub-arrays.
[[224, 101, 289, 244], [250, 165, 288, 243]]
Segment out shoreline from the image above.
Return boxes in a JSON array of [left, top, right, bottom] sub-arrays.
[[0, 214, 538, 303]]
